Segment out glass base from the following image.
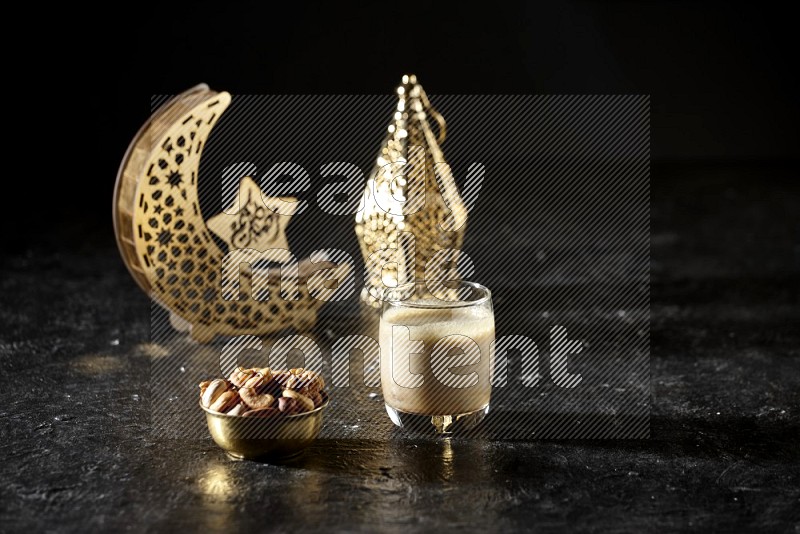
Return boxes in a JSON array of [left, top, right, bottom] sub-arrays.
[[385, 403, 490, 434]]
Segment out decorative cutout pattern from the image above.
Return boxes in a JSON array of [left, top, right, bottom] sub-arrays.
[[355, 75, 468, 306], [115, 87, 350, 342]]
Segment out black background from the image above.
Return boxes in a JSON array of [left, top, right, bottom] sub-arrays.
[[20, 1, 798, 253], [4, 4, 799, 530]]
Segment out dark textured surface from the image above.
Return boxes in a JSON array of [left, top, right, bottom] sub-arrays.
[[1, 163, 799, 532]]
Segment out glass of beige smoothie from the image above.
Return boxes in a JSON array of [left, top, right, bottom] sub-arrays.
[[379, 281, 495, 433]]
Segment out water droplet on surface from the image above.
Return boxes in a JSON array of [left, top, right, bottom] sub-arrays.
[[367, 392, 378, 399], [110, 339, 120, 346], [179, 366, 185, 373], [132, 394, 140, 401]]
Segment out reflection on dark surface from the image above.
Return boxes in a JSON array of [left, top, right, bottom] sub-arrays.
[[2, 161, 798, 529], [148, 296, 649, 440], [255, 435, 505, 528]]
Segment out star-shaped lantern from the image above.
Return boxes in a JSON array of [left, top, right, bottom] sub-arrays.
[[207, 176, 297, 259]]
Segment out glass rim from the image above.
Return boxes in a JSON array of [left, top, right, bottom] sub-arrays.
[[382, 280, 492, 310]]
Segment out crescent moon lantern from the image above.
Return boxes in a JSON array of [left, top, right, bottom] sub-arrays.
[[113, 84, 350, 342]]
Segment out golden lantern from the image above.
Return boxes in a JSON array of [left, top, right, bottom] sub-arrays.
[[355, 75, 468, 306]]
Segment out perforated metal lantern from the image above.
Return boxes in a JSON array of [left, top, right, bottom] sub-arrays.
[[355, 75, 468, 307]]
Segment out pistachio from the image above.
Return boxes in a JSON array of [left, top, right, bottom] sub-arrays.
[[278, 396, 301, 414]]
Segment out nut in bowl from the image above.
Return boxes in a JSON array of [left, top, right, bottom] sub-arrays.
[[199, 367, 329, 460]]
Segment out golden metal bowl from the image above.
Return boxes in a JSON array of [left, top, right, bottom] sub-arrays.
[[200, 394, 329, 460]]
